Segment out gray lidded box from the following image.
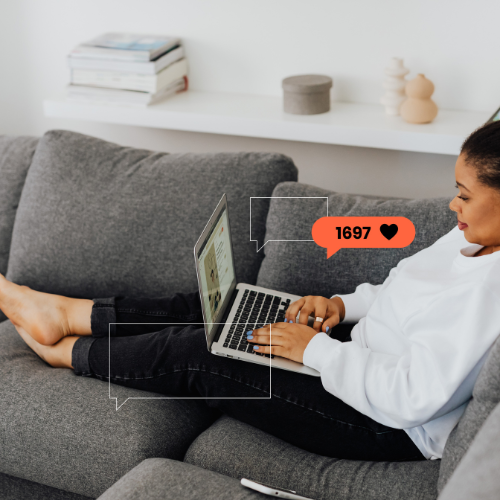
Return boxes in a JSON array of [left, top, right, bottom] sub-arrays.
[[282, 74, 333, 115]]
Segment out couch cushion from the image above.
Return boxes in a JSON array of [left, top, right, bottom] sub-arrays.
[[256, 182, 456, 297], [437, 333, 500, 494], [438, 402, 500, 500], [97, 458, 263, 500], [184, 415, 441, 500], [0, 320, 216, 498], [0, 136, 38, 323], [0, 135, 38, 276], [0, 471, 92, 500], [6, 130, 297, 298]]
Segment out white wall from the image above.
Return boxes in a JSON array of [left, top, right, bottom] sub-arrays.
[[1, 0, 498, 198]]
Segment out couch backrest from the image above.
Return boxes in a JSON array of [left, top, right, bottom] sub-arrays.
[[437, 331, 500, 493], [256, 181, 456, 296], [0, 136, 38, 276], [6, 130, 297, 298], [438, 401, 500, 500], [257, 181, 500, 492], [0, 135, 38, 323]]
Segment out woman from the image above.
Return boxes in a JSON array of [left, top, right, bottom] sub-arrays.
[[2, 121, 500, 463]]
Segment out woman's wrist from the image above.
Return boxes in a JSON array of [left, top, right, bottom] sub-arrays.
[[331, 296, 346, 323]]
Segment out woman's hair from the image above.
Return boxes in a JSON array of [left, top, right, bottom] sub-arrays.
[[461, 120, 500, 190]]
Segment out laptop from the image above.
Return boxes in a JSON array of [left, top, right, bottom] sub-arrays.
[[194, 193, 320, 377]]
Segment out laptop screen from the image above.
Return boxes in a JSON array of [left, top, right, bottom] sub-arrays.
[[196, 200, 236, 337]]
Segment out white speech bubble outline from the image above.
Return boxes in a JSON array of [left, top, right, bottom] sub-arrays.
[[250, 197, 329, 252], [108, 322, 274, 410]]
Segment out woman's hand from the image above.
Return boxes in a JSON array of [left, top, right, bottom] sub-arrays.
[[285, 295, 345, 333], [246, 322, 318, 364]]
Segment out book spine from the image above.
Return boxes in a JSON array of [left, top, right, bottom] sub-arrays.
[[155, 59, 189, 92], [148, 78, 187, 105]]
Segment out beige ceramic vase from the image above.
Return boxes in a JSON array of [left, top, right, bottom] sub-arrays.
[[400, 74, 438, 124]]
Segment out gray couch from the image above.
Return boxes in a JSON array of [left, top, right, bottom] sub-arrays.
[[0, 130, 498, 500]]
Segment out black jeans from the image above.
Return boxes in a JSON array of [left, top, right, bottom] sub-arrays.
[[72, 292, 425, 462]]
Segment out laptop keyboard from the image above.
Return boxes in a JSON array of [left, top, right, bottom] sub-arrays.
[[222, 290, 291, 358]]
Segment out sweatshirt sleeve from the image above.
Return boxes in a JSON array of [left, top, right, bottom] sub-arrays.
[[333, 256, 409, 323], [304, 284, 500, 429]]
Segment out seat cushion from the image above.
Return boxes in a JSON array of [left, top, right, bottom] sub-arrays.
[[97, 458, 263, 500], [184, 415, 441, 500], [0, 471, 92, 500], [256, 182, 456, 296], [6, 129, 297, 298], [437, 333, 500, 494], [0, 320, 216, 498], [438, 402, 500, 500]]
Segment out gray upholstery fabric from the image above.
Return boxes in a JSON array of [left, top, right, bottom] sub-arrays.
[[0, 136, 38, 323], [6, 130, 297, 298], [438, 402, 500, 500], [0, 472, 92, 500], [0, 320, 215, 498], [97, 458, 266, 500], [256, 182, 456, 297], [437, 333, 500, 493], [185, 415, 441, 500], [0, 135, 38, 276]]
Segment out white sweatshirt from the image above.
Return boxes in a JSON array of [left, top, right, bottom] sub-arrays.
[[303, 226, 500, 460]]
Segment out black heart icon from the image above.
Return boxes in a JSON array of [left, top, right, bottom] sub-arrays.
[[380, 224, 398, 240]]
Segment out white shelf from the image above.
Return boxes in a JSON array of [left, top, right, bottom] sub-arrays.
[[43, 90, 489, 155]]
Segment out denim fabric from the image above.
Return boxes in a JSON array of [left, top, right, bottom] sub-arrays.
[[72, 292, 425, 462]]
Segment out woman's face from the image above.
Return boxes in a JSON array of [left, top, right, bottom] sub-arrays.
[[449, 153, 500, 248]]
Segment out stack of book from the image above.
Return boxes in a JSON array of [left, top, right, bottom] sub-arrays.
[[66, 33, 188, 106]]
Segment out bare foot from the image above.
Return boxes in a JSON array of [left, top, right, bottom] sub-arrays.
[[15, 325, 77, 368], [0, 273, 92, 346]]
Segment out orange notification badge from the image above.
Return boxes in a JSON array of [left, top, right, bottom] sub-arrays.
[[312, 217, 415, 258]]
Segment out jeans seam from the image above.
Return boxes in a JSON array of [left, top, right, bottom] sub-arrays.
[[99, 366, 386, 434], [270, 391, 395, 435], [99, 367, 264, 392], [115, 307, 202, 320]]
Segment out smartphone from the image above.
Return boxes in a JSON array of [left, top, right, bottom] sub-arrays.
[[240, 478, 315, 500]]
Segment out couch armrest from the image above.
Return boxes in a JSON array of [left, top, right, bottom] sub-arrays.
[[438, 402, 500, 500], [97, 458, 261, 500]]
